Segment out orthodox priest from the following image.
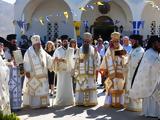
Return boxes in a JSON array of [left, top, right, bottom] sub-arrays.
[[74, 32, 100, 106], [100, 32, 127, 108], [129, 36, 160, 118], [125, 34, 144, 111], [53, 35, 75, 106], [0, 56, 11, 114], [23, 35, 54, 108], [6, 34, 23, 111]]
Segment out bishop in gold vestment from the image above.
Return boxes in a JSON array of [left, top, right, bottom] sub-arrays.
[[100, 32, 127, 108], [74, 32, 100, 106], [23, 35, 54, 108]]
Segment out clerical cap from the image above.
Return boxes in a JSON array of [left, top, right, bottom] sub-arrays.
[[129, 34, 143, 41], [0, 42, 3, 46], [6, 34, 16, 41], [0, 37, 5, 43], [31, 35, 41, 45], [83, 32, 92, 40], [60, 35, 69, 41], [111, 32, 121, 40], [146, 35, 159, 50], [149, 35, 159, 42], [0, 37, 9, 47], [130, 34, 143, 46]]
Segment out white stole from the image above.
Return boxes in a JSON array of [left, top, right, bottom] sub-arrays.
[[27, 46, 47, 78]]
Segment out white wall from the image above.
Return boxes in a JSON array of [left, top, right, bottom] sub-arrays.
[[141, 2, 160, 38], [15, 0, 155, 41], [25, 0, 74, 41]]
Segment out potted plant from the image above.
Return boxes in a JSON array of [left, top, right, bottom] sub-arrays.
[[0, 112, 20, 120]]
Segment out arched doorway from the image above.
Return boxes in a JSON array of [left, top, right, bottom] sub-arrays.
[[80, 0, 133, 41], [91, 16, 114, 41]]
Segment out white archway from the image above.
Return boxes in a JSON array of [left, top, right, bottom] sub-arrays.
[[141, 0, 160, 37], [15, 0, 74, 40], [79, 0, 133, 37]]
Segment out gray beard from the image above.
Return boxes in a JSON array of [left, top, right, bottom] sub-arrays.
[[34, 47, 41, 55]]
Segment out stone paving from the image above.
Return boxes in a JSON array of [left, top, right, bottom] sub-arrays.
[[16, 87, 158, 120], [15, 74, 158, 120]]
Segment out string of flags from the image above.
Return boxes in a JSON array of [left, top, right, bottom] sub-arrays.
[[79, 0, 111, 11], [13, 0, 112, 27], [39, 16, 45, 25], [13, 20, 30, 33]]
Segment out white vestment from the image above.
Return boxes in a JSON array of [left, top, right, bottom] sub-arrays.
[[129, 48, 160, 118], [125, 46, 144, 111], [0, 56, 11, 114], [75, 45, 100, 106], [100, 45, 126, 107], [23, 46, 53, 108], [53, 47, 74, 106]]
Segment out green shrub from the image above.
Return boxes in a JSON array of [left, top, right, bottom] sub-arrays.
[[0, 112, 20, 120]]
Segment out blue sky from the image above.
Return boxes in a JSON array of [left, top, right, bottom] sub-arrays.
[[2, 0, 16, 4]]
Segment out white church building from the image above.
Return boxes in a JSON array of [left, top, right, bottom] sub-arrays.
[[14, 0, 160, 42]]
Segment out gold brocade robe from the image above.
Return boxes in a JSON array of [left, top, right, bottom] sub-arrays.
[[23, 46, 53, 108], [74, 45, 100, 106], [100, 45, 126, 107]]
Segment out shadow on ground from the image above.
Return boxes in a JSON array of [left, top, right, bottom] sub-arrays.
[[16, 105, 90, 118], [16, 105, 158, 120], [86, 106, 158, 120]]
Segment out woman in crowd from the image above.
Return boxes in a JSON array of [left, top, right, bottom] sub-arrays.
[[45, 41, 56, 96], [69, 39, 79, 93]]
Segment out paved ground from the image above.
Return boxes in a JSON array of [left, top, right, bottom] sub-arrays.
[[16, 75, 158, 120], [16, 87, 158, 120]]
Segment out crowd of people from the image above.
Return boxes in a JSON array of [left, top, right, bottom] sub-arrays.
[[0, 31, 160, 119]]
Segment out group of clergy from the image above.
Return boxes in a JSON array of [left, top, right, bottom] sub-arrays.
[[0, 31, 160, 119]]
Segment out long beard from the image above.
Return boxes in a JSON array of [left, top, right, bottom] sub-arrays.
[[83, 44, 90, 54], [82, 44, 90, 60], [63, 44, 68, 49], [9, 44, 17, 51], [9, 44, 18, 57], [34, 46, 41, 54], [132, 44, 139, 48]]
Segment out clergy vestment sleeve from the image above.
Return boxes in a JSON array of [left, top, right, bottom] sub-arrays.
[[129, 49, 158, 99], [69, 48, 75, 70], [23, 51, 32, 72], [94, 51, 101, 69], [52, 48, 59, 58]]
